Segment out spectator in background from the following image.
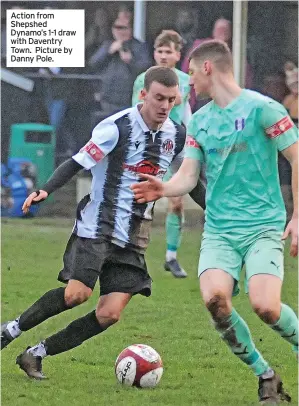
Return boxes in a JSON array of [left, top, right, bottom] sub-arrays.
[[116, 4, 133, 23], [85, 8, 110, 62], [261, 68, 295, 224], [283, 62, 298, 125], [39, 67, 75, 162], [175, 9, 198, 69], [281, 62, 298, 223], [181, 18, 253, 111], [88, 16, 151, 116], [262, 72, 288, 103]]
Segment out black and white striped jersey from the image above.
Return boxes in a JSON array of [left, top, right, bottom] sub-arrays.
[[72, 105, 186, 252]]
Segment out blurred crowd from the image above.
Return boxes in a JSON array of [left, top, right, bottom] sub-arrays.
[[1, 2, 298, 164]]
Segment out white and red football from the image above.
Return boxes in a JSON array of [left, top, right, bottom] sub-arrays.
[[115, 344, 163, 388]]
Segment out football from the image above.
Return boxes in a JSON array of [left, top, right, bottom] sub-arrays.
[[115, 344, 163, 388]]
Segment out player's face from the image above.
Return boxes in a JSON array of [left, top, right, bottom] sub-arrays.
[[154, 44, 180, 69], [189, 58, 212, 97], [141, 82, 178, 124]]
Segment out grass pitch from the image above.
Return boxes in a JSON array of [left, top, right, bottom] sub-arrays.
[[1, 218, 298, 406]]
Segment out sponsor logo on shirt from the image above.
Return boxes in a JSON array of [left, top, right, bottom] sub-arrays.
[[186, 136, 200, 149], [207, 142, 247, 156], [161, 139, 174, 155], [123, 160, 167, 177], [265, 116, 294, 138], [81, 141, 105, 162], [235, 118, 245, 131]]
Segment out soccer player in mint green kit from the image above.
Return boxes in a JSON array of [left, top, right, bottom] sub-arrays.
[[132, 30, 192, 278], [131, 40, 298, 404]]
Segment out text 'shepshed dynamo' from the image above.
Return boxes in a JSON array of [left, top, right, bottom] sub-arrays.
[[6, 9, 85, 67]]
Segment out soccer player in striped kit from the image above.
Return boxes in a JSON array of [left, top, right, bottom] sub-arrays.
[[1, 66, 190, 379]]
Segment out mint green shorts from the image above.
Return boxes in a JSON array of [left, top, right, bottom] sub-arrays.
[[198, 230, 285, 295]]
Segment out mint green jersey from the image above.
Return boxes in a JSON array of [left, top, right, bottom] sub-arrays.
[[185, 89, 298, 234], [132, 68, 190, 124]]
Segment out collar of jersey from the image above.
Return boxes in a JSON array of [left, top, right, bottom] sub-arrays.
[[212, 88, 246, 112], [133, 104, 170, 133]]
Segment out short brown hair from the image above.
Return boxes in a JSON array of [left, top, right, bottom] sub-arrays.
[[189, 40, 233, 72], [144, 66, 179, 91], [154, 30, 183, 52]]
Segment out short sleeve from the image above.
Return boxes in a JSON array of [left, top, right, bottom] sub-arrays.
[[132, 74, 144, 106], [72, 120, 119, 169], [184, 117, 204, 162], [261, 100, 299, 151]]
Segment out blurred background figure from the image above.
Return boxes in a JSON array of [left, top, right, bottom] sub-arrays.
[[181, 17, 253, 111], [261, 64, 297, 224], [175, 9, 198, 70], [116, 4, 133, 24], [85, 8, 110, 62], [280, 62, 298, 223], [88, 15, 151, 116], [283, 61, 298, 125]]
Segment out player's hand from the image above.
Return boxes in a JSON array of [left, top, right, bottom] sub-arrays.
[[282, 216, 298, 257], [22, 190, 48, 214], [130, 174, 164, 203]]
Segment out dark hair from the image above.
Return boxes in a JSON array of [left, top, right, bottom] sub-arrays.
[[189, 39, 233, 72], [154, 30, 183, 52], [144, 66, 179, 91]]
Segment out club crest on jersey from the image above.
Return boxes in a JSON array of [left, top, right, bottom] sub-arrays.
[[235, 118, 245, 131], [161, 139, 174, 155]]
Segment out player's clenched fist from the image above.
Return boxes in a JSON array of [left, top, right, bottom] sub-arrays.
[[22, 190, 48, 214], [130, 174, 164, 203]]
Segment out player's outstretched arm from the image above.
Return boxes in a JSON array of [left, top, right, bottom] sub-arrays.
[[281, 141, 298, 257], [22, 158, 83, 214]]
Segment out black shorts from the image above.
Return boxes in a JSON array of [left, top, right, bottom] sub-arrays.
[[58, 234, 152, 297]]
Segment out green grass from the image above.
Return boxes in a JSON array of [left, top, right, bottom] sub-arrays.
[[1, 218, 298, 406]]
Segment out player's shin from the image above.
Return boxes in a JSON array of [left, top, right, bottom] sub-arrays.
[[214, 308, 272, 376], [270, 303, 298, 354], [18, 287, 70, 331], [40, 310, 108, 357], [3, 287, 70, 342], [166, 212, 183, 261]]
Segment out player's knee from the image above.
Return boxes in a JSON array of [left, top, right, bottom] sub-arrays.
[[95, 309, 120, 328], [205, 293, 231, 321], [64, 287, 92, 308], [252, 303, 281, 324]]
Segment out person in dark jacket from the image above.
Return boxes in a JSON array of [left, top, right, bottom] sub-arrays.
[[88, 16, 152, 115]]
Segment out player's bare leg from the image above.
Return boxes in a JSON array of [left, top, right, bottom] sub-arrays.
[[1, 280, 93, 350], [164, 196, 187, 278], [16, 292, 132, 379], [199, 269, 290, 404]]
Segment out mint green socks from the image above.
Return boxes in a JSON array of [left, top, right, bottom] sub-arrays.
[[215, 308, 270, 376], [166, 213, 183, 260], [271, 303, 298, 354]]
